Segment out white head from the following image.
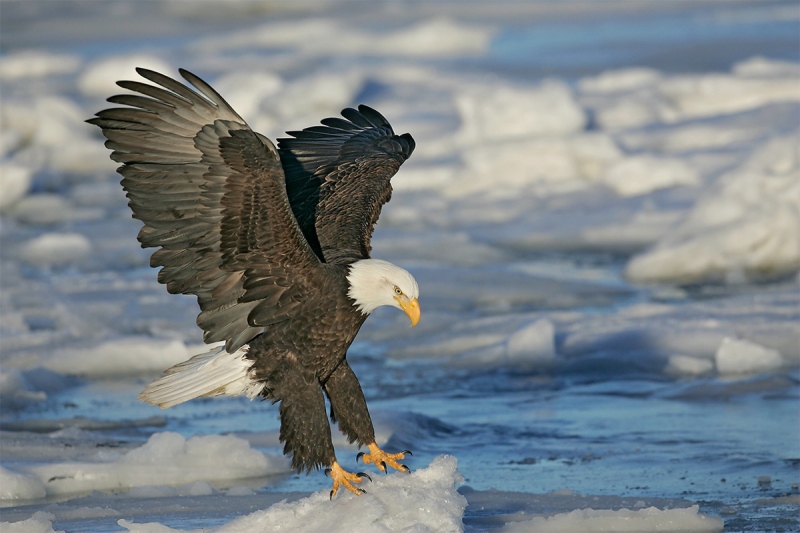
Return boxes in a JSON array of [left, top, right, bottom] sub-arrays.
[[347, 259, 420, 325]]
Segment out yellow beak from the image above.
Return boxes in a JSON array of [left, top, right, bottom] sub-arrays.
[[398, 297, 420, 327]]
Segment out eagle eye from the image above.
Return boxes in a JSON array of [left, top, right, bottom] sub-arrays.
[[394, 286, 403, 296]]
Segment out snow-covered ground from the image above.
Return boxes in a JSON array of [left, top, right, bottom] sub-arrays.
[[1, 1, 798, 531]]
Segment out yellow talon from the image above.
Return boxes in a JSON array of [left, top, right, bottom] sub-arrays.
[[328, 461, 368, 498], [357, 442, 410, 473]]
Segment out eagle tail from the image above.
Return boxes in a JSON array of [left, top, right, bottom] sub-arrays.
[[139, 346, 264, 409]]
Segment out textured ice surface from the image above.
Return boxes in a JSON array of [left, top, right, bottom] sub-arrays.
[[500, 505, 723, 532]]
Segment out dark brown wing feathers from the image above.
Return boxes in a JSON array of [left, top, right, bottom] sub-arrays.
[[279, 105, 415, 264], [89, 68, 413, 351], [89, 69, 319, 352]]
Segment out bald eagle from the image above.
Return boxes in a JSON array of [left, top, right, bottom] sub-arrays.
[[89, 69, 419, 497]]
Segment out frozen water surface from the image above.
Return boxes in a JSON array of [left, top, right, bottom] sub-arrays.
[[1, 1, 798, 532]]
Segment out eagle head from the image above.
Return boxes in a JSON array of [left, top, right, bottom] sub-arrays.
[[347, 259, 420, 326]]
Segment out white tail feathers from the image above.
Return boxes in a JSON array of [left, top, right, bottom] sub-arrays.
[[139, 346, 265, 409]]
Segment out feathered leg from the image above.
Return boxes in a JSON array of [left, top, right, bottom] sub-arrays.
[[324, 360, 411, 474], [258, 352, 367, 496]]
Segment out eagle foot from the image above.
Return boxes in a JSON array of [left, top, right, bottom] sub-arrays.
[[357, 443, 411, 474], [327, 461, 370, 498]]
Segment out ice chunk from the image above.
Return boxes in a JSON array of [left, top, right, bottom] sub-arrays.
[[626, 135, 800, 284], [207, 71, 282, 132], [665, 355, 714, 376], [457, 80, 586, 143], [600, 156, 699, 196], [0, 50, 81, 81], [501, 504, 723, 532], [1, 511, 64, 533], [48, 338, 194, 378], [733, 56, 800, 78], [715, 337, 783, 375], [214, 455, 465, 533], [506, 318, 556, 365], [198, 17, 492, 57], [19, 232, 92, 267], [660, 72, 800, 121], [78, 54, 172, 98], [0, 369, 48, 406], [24, 432, 287, 497], [0, 163, 32, 211], [0, 466, 47, 500], [579, 67, 662, 94]]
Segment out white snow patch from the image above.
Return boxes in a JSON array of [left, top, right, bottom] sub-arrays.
[[0, 50, 82, 81], [0, 369, 48, 404], [0, 163, 32, 211], [626, 135, 800, 283], [457, 80, 586, 143], [1, 512, 64, 533], [665, 355, 715, 376], [457, 133, 621, 197], [500, 504, 723, 532], [19, 233, 92, 267], [19, 432, 287, 498], [48, 338, 195, 377], [579, 67, 663, 94], [600, 156, 700, 197], [207, 71, 282, 133], [0, 466, 47, 500], [506, 318, 557, 365], [199, 17, 492, 57], [78, 55, 172, 98], [198, 455, 464, 533], [11, 194, 75, 225], [733, 56, 800, 78], [660, 70, 800, 121], [715, 337, 783, 375]]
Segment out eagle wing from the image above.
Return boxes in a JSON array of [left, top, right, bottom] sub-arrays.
[[278, 106, 415, 264], [89, 68, 323, 352]]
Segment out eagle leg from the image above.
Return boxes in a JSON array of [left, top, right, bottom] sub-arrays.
[[327, 461, 370, 498], [357, 442, 411, 474]]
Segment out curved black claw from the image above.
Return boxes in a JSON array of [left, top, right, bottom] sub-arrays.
[[357, 472, 373, 482], [324, 468, 332, 478], [356, 452, 365, 463], [359, 488, 367, 494], [401, 464, 410, 473], [402, 450, 413, 456], [330, 489, 334, 500], [381, 461, 388, 474]]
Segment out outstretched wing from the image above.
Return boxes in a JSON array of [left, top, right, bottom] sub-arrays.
[[89, 68, 322, 352], [278, 105, 415, 264]]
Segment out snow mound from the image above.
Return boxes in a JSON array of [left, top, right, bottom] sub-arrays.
[[0, 50, 81, 81], [19, 233, 92, 267], [218, 455, 465, 533], [199, 17, 492, 57], [0, 163, 32, 211], [506, 318, 557, 366], [626, 135, 800, 284], [716, 337, 783, 375], [0, 466, 47, 501], [78, 54, 172, 98], [457, 80, 586, 143], [600, 156, 700, 197], [48, 338, 196, 377], [18, 432, 288, 498], [501, 504, 723, 532], [1, 511, 63, 533]]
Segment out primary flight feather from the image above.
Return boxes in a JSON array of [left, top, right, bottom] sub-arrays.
[[89, 68, 419, 496]]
